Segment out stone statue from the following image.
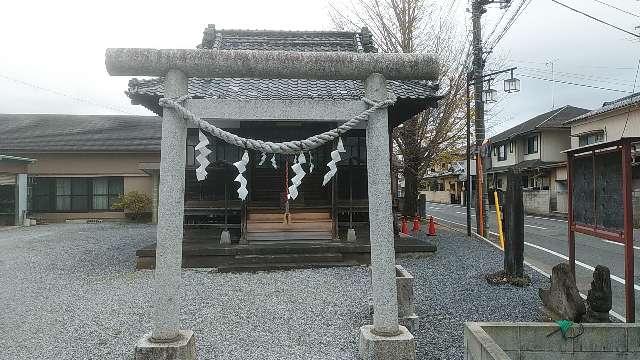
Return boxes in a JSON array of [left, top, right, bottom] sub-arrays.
[[584, 265, 612, 323], [539, 263, 586, 321]]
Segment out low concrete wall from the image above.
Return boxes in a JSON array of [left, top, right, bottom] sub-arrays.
[[523, 189, 550, 215], [465, 322, 640, 360], [421, 191, 452, 204]]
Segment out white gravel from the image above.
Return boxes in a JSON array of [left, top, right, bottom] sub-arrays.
[[0, 223, 544, 359]]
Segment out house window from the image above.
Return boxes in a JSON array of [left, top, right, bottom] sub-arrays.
[[497, 144, 507, 161], [92, 178, 124, 210], [56, 178, 88, 211], [497, 178, 503, 189], [578, 132, 604, 147], [526, 135, 538, 154], [31, 177, 124, 212]]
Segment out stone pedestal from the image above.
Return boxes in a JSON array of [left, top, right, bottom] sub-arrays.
[[220, 230, 231, 245], [347, 228, 357, 242], [135, 330, 196, 360], [359, 325, 415, 360]]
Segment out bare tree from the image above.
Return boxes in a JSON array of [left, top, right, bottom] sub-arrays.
[[330, 0, 472, 216]]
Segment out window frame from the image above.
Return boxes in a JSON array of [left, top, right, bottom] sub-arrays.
[[30, 177, 125, 213], [526, 135, 539, 155], [497, 144, 507, 161], [578, 131, 605, 147]]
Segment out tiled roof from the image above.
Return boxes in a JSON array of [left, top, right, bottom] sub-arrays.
[[128, 78, 439, 101], [0, 114, 161, 152], [490, 105, 590, 144], [126, 25, 440, 117], [199, 25, 377, 52], [565, 92, 640, 124]]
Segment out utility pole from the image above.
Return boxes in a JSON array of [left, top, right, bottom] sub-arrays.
[[471, 0, 488, 237], [470, 0, 511, 237]]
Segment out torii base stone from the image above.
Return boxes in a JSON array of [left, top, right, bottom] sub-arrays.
[[134, 331, 196, 360], [359, 325, 415, 360]]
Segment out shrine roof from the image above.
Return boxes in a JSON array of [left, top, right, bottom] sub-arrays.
[[198, 25, 377, 52], [125, 25, 441, 120], [0, 114, 161, 152]]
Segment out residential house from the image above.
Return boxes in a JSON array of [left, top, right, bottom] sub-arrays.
[[564, 92, 640, 226], [487, 105, 590, 215], [421, 158, 476, 206], [0, 114, 161, 224]]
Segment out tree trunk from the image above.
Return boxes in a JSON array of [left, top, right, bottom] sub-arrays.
[[402, 165, 418, 217]]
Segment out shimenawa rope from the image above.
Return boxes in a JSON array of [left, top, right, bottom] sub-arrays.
[[158, 94, 396, 154]]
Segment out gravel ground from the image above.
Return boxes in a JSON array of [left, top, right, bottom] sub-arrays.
[[0, 223, 546, 360]]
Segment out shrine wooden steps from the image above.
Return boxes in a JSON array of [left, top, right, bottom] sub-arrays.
[[246, 210, 333, 242], [135, 238, 438, 270]]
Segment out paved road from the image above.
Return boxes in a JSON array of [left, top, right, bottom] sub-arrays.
[[424, 201, 640, 322]]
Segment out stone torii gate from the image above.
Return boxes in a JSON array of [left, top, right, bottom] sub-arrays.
[[106, 47, 438, 360]]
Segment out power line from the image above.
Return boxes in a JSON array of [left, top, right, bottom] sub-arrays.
[[593, 0, 640, 19], [484, 0, 533, 59], [551, 0, 640, 38], [0, 73, 136, 115], [517, 65, 637, 87], [519, 73, 633, 93], [509, 59, 637, 71]]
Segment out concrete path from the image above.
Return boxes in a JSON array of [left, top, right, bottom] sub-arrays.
[[425, 201, 640, 322]]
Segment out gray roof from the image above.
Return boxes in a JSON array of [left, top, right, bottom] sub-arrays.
[[126, 25, 440, 117], [564, 92, 640, 124], [198, 25, 377, 52], [0, 114, 161, 152], [490, 105, 590, 144]]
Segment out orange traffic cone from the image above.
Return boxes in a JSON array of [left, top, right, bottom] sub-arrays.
[[401, 217, 408, 234], [427, 216, 436, 236], [412, 214, 421, 233]]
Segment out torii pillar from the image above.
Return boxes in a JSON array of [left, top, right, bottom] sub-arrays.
[[105, 47, 438, 360]]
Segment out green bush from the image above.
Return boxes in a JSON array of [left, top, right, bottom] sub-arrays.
[[111, 191, 152, 221]]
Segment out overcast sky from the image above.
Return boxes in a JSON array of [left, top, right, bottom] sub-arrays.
[[1, 0, 639, 136]]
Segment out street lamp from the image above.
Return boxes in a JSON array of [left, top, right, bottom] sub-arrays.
[[482, 79, 498, 103], [465, 66, 519, 237], [504, 69, 520, 93]]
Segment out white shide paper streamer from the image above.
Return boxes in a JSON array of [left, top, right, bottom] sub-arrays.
[[233, 150, 250, 200], [195, 130, 211, 181], [288, 153, 307, 200], [322, 137, 346, 186]]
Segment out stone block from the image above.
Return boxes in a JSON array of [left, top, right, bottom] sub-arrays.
[[398, 314, 419, 334], [464, 325, 484, 359], [359, 325, 415, 360], [520, 351, 572, 360], [629, 326, 640, 352], [573, 352, 638, 360], [504, 350, 520, 360], [483, 325, 520, 351], [519, 324, 572, 352], [573, 324, 627, 352], [134, 330, 196, 360], [538, 263, 585, 321]]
